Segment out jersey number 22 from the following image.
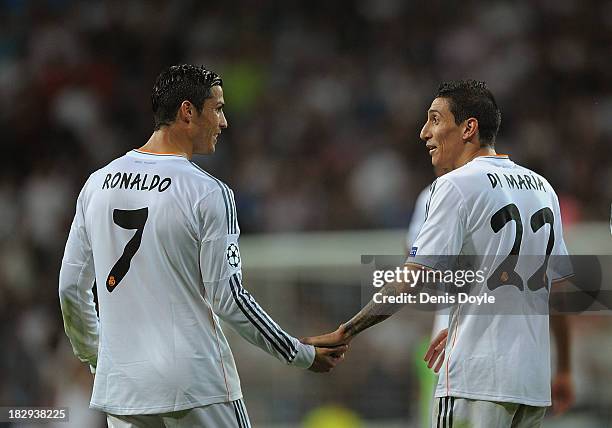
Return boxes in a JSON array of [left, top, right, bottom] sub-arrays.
[[489, 204, 554, 291]]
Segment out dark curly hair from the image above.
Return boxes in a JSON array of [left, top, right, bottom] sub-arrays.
[[436, 80, 501, 146], [151, 64, 223, 130]]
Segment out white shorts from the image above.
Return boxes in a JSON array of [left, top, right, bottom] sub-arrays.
[[432, 396, 546, 428], [106, 399, 251, 428]]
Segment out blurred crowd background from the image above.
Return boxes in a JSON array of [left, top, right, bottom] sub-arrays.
[[0, 0, 611, 426]]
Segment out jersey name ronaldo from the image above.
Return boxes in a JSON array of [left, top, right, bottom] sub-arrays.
[[59, 150, 314, 415]]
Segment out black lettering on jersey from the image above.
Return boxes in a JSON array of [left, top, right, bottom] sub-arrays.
[[130, 174, 141, 190], [487, 173, 503, 189], [504, 174, 518, 189], [149, 175, 160, 191], [110, 172, 121, 188], [102, 174, 111, 189], [141, 174, 149, 190], [120, 172, 133, 189], [502, 173, 546, 192], [158, 178, 171, 192], [522, 175, 531, 190], [102, 172, 172, 192]]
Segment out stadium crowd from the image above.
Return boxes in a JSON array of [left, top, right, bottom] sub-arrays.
[[0, 0, 610, 426]]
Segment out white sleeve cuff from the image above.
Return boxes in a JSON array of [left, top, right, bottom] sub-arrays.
[[291, 343, 315, 369]]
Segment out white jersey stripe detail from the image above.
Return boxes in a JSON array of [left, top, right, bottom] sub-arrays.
[[238, 399, 251, 428], [237, 398, 251, 428], [190, 162, 232, 234], [228, 188, 238, 234], [232, 274, 297, 360], [235, 274, 298, 357], [425, 180, 437, 221], [232, 401, 244, 428], [235, 273, 298, 357], [226, 185, 234, 234], [229, 275, 295, 362]]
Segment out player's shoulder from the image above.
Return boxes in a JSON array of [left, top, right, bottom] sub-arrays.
[[90, 153, 125, 175], [429, 168, 466, 197], [188, 162, 239, 234], [416, 184, 431, 202], [430, 156, 509, 201], [506, 161, 559, 196], [186, 160, 233, 197], [510, 162, 551, 183], [435, 158, 488, 188], [81, 154, 127, 192], [88, 151, 140, 179], [443, 157, 493, 182], [187, 162, 238, 231]]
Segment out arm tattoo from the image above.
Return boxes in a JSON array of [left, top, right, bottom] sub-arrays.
[[343, 279, 415, 339]]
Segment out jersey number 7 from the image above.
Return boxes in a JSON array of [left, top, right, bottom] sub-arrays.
[[106, 208, 149, 292], [488, 204, 555, 291]]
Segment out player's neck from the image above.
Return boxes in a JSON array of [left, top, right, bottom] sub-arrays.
[[455, 145, 496, 169], [139, 128, 193, 159]]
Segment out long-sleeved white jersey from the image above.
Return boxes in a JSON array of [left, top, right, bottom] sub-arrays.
[[409, 155, 573, 407], [59, 149, 315, 415]]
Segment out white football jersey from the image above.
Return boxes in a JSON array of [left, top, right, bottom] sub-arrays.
[[59, 149, 315, 415], [410, 155, 572, 407], [406, 185, 430, 250], [406, 185, 450, 340]]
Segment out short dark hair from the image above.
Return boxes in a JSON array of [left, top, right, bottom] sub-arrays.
[[151, 64, 222, 130], [436, 80, 501, 146]]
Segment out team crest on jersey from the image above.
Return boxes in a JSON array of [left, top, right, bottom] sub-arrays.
[[226, 243, 241, 268], [409, 246, 418, 257]]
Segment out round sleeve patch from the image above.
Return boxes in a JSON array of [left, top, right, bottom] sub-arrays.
[[226, 243, 241, 268]]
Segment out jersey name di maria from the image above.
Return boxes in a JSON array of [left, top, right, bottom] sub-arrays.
[[59, 150, 314, 415], [409, 155, 572, 407]]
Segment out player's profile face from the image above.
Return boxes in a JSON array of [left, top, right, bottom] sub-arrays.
[[192, 85, 228, 155], [419, 97, 464, 172]]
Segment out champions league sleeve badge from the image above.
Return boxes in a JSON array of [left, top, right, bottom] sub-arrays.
[[226, 243, 241, 268]]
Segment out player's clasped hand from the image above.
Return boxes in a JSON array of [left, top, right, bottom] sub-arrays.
[[307, 345, 348, 373], [424, 328, 448, 373], [301, 324, 351, 348], [301, 325, 350, 373]]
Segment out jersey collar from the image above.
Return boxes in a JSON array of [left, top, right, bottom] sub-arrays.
[[131, 149, 188, 159], [473, 154, 510, 161]]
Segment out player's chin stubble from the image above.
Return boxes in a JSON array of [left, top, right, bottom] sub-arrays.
[[432, 142, 443, 167]]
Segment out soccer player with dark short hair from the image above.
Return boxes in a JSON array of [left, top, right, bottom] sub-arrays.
[[305, 80, 573, 428], [59, 64, 345, 428]]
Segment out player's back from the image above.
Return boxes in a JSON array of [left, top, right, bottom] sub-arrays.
[[81, 150, 242, 414], [445, 155, 561, 261], [413, 155, 571, 406]]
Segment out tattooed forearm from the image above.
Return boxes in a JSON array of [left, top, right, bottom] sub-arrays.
[[343, 279, 413, 340]]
